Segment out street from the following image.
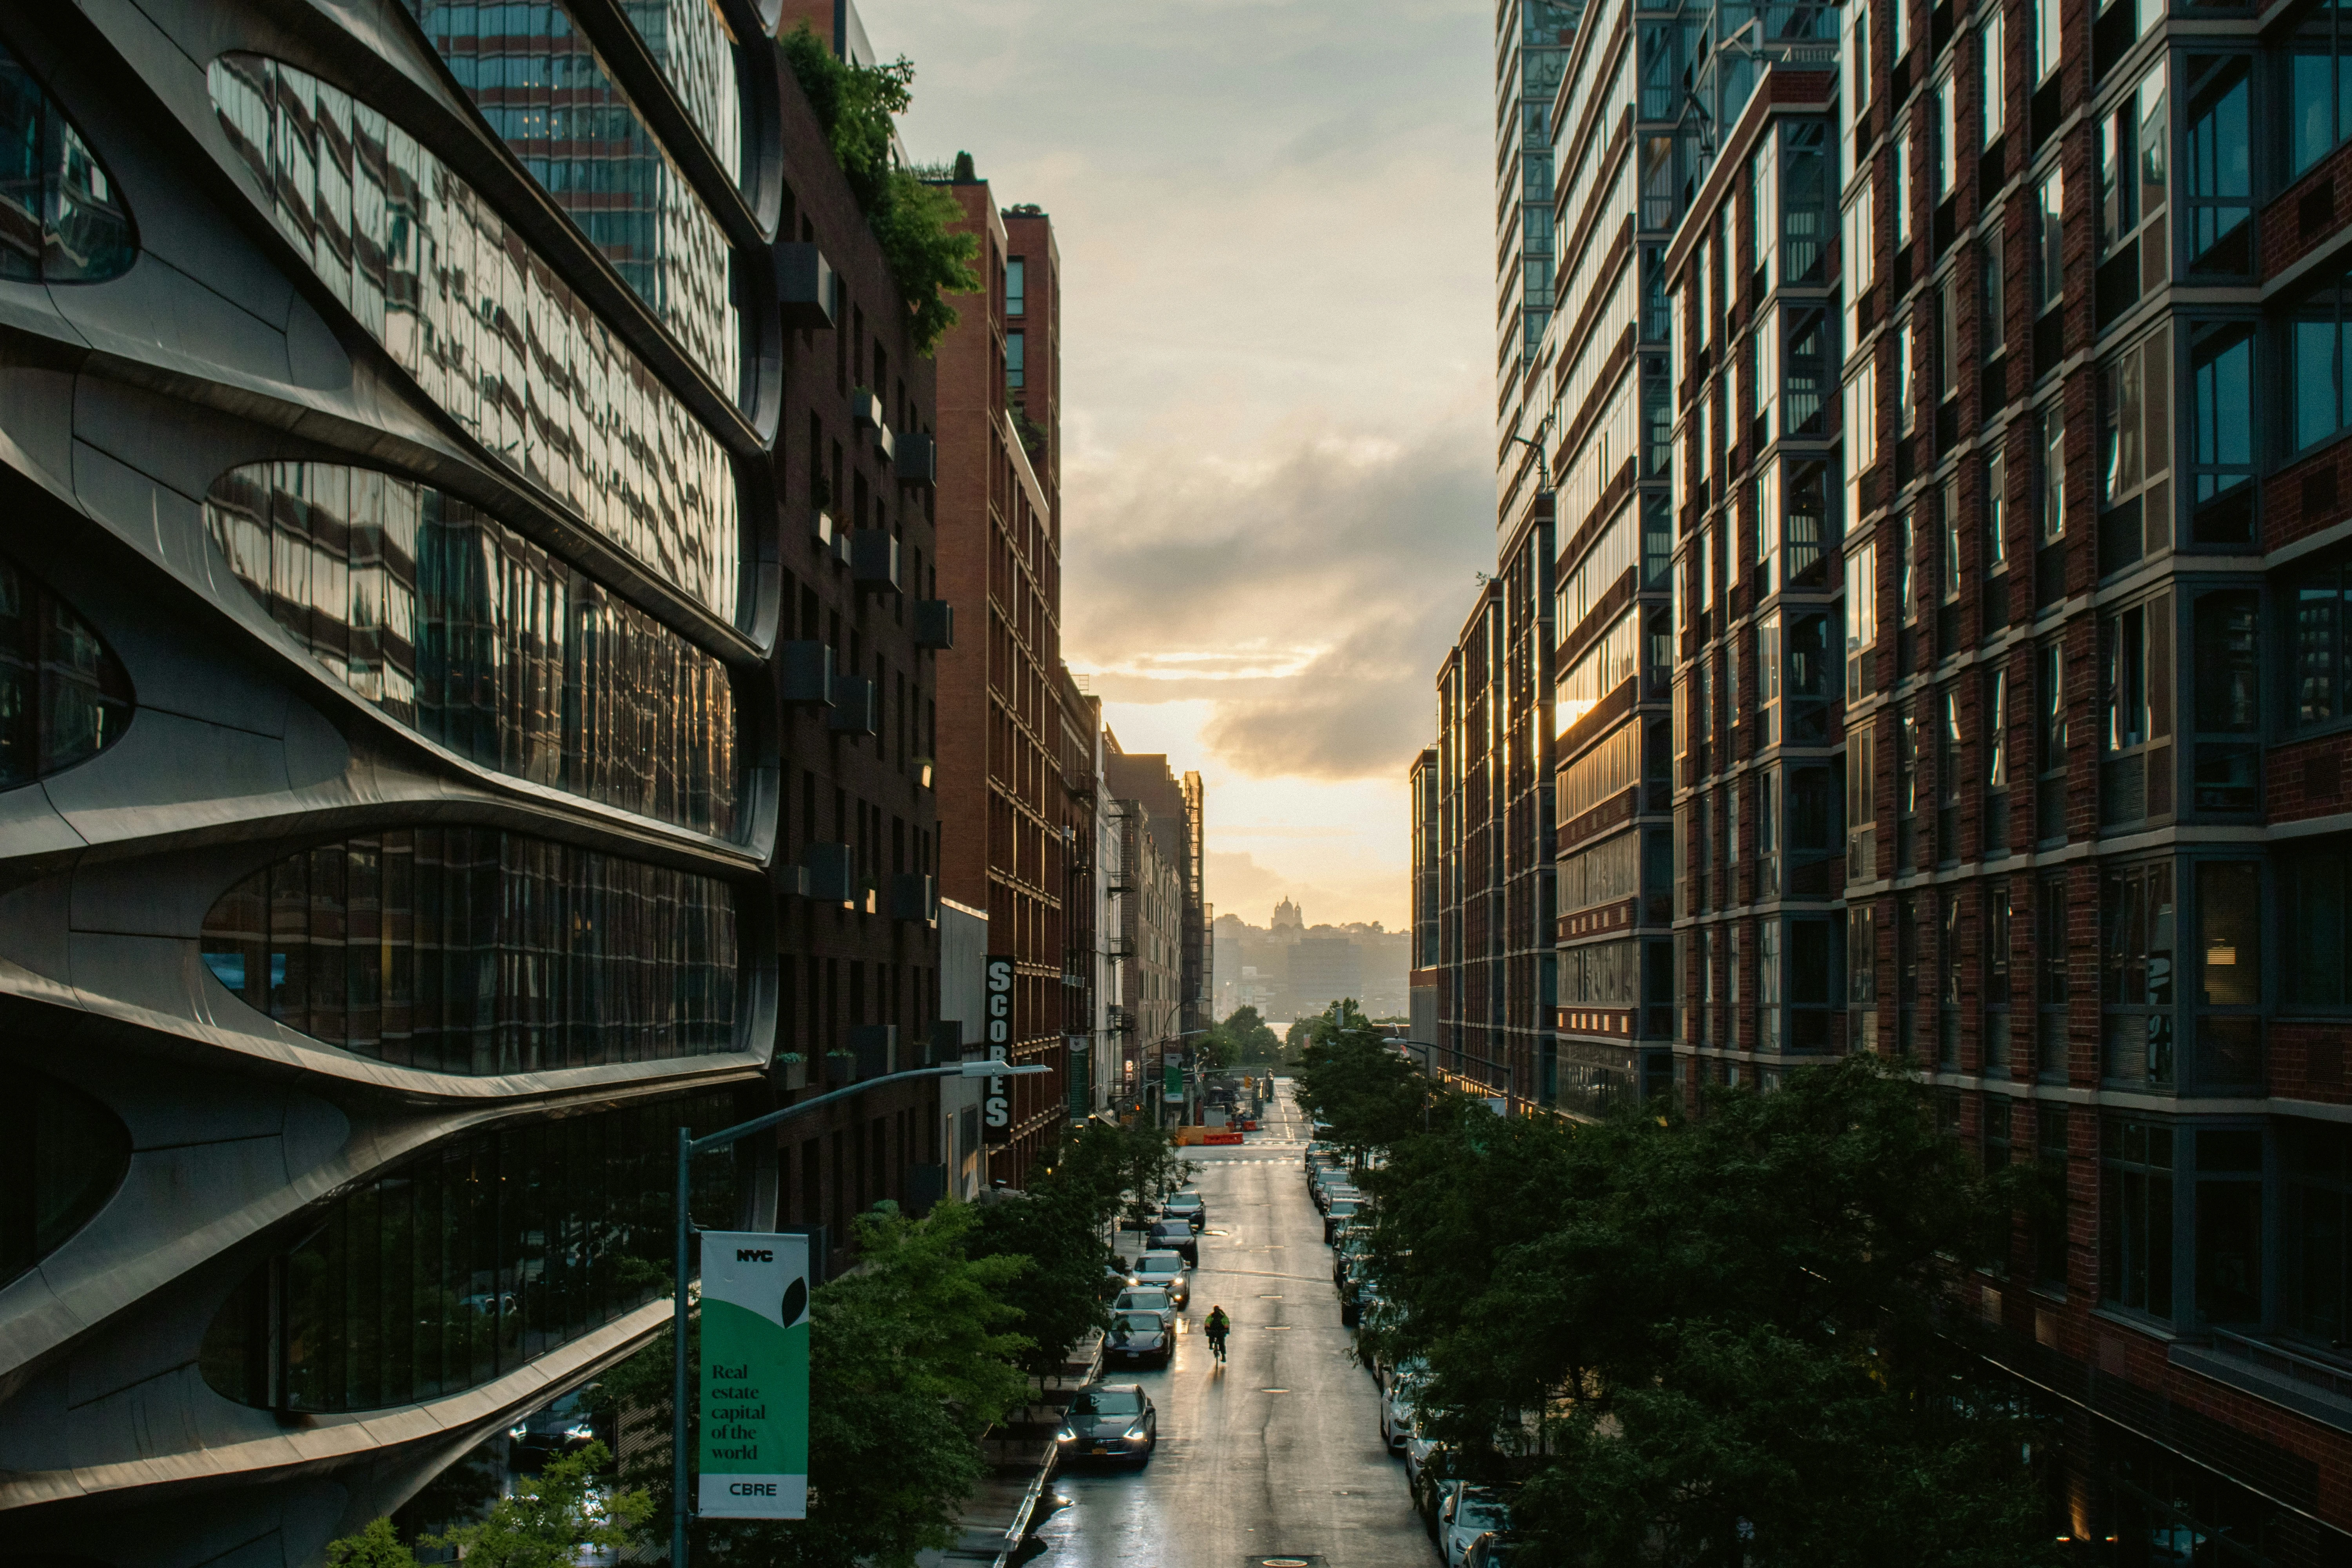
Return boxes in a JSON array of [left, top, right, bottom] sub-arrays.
[[1033, 1081, 1428, 1568]]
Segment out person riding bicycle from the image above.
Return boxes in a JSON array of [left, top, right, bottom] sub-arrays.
[[1203, 1305, 1231, 1362]]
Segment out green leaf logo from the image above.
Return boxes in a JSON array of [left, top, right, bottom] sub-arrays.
[[779, 1277, 808, 1328]]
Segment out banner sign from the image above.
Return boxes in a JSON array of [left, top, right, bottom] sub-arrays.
[[1163, 1060, 1183, 1096], [698, 1231, 810, 1519], [983, 955, 1014, 1143]]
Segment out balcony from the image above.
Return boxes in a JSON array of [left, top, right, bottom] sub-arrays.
[[2171, 1330, 2352, 1438]]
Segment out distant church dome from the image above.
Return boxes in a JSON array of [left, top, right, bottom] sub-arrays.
[[1272, 897, 1303, 929]]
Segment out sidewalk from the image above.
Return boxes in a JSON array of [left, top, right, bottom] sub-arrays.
[[916, 1328, 1103, 1568]]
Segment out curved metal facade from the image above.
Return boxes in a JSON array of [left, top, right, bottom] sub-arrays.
[[0, 1, 815, 1559]]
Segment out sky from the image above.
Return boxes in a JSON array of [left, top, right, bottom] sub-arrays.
[[884, 0, 1497, 931]]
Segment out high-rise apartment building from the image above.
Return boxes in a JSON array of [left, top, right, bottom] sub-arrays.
[[932, 169, 1076, 1184], [1649, 0, 2352, 1552], [0, 1, 966, 1554], [1103, 744, 1208, 1109]]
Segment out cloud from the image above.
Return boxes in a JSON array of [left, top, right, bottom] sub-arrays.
[[1065, 419, 1492, 780]]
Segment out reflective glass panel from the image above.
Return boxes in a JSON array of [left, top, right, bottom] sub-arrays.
[[207, 54, 739, 621], [0, 37, 134, 282], [616, 0, 743, 182], [0, 1068, 132, 1287], [0, 550, 136, 787], [198, 827, 739, 1074], [205, 462, 736, 837], [398, 2, 741, 394]]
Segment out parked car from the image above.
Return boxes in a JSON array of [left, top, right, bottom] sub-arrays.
[[1323, 1198, 1363, 1242], [507, 1387, 604, 1468], [1408, 1437, 1453, 1529], [1465, 1532, 1523, 1568], [1111, 1286, 1178, 1332], [1054, 1382, 1158, 1468], [1131, 1249, 1191, 1307], [1101, 1310, 1172, 1369], [1147, 1218, 1199, 1265], [1101, 1261, 1139, 1300], [1380, 1376, 1419, 1450], [1160, 1191, 1206, 1230], [1314, 1178, 1360, 1215], [1440, 1486, 1512, 1568]]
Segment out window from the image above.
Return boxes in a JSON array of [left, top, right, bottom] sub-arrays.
[[2097, 328, 2172, 572], [1752, 132, 1777, 292], [2103, 600, 2152, 746], [1783, 122, 1829, 286], [2183, 57, 2252, 276], [1784, 311, 1829, 437], [1982, 8, 2008, 146], [1784, 459, 1831, 589], [1007, 257, 1025, 315], [2033, 0, 2061, 85], [1755, 309, 1780, 448], [1941, 476, 1962, 604], [1843, 0, 1872, 172], [1938, 686, 1963, 864], [2194, 1129, 2263, 1326], [2282, 833, 2352, 1006], [207, 55, 740, 617], [1987, 665, 2011, 792], [1982, 228, 2006, 364], [2290, 265, 2352, 455], [205, 463, 739, 836], [1986, 448, 2009, 570], [1937, 274, 1960, 408], [0, 550, 134, 789], [1560, 831, 1642, 915], [2033, 167, 2064, 317], [1843, 359, 1878, 523], [2292, 551, 2352, 729], [1932, 74, 1957, 203], [2096, 63, 2168, 263], [2098, 599, 2171, 830], [200, 1089, 741, 1411], [1556, 608, 1639, 735], [1555, 508, 1637, 637], [2286, 1121, 2352, 1343], [0, 1068, 130, 1288], [0, 38, 136, 282], [1895, 0, 1913, 62], [2103, 1116, 2175, 1320], [1895, 124, 1914, 248], [1938, 891, 1962, 1065], [1007, 330, 1025, 389], [2038, 872, 2071, 1079], [2197, 861, 2262, 1086], [1986, 884, 2014, 1069], [2188, 322, 2256, 539], [2036, 1105, 2070, 1290], [199, 828, 740, 1073], [1900, 509, 1918, 623], [1899, 316, 1918, 433], [2100, 860, 2176, 1085], [1842, 178, 1875, 351], [1559, 720, 1641, 821], [2037, 638, 2069, 846], [2190, 590, 2258, 812], [398, 2, 742, 394], [1850, 902, 1878, 1005], [1845, 537, 1878, 699], [2289, 5, 2352, 180], [2038, 406, 2066, 543]]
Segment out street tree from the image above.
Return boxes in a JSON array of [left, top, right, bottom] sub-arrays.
[[322, 1445, 648, 1568], [1294, 1000, 1426, 1163]]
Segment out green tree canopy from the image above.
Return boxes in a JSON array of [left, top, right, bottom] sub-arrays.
[[779, 26, 980, 354], [1293, 1000, 1426, 1161]]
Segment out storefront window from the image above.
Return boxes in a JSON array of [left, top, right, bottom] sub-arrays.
[[199, 828, 739, 1074]]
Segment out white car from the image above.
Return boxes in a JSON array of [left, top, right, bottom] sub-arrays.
[[1440, 1486, 1511, 1568], [1379, 1379, 1418, 1450], [1130, 1249, 1191, 1307], [1111, 1286, 1177, 1333], [1403, 1416, 1443, 1490]]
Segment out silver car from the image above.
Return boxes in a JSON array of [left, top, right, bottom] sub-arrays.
[[1111, 1285, 1177, 1332], [1130, 1249, 1191, 1307], [1440, 1486, 1512, 1568]]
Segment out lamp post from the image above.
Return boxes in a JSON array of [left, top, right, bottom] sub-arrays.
[[669, 1060, 1048, 1567]]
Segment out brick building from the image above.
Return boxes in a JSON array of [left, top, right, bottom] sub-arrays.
[[1646, 0, 2352, 1554], [931, 165, 1078, 1185]]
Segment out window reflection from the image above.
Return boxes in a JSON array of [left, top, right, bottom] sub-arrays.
[[200, 1090, 740, 1412], [0, 550, 135, 788], [198, 828, 739, 1074], [0, 1068, 131, 1287], [206, 54, 739, 622], [206, 462, 737, 837], [0, 36, 135, 282], [617, 0, 744, 184], [398, 2, 741, 394]]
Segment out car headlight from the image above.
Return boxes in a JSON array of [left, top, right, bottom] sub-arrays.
[[1055, 1426, 1076, 1444], [1120, 1420, 1148, 1441], [565, 1423, 595, 1441], [508, 1424, 529, 1440]]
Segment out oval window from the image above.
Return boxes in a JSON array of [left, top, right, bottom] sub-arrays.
[[0, 37, 136, 283], [0, 550, 136, 788], [1, 1069, 132, 1286]]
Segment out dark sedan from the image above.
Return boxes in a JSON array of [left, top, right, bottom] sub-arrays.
[[1159, 1191, 1206, 1230], [1055, 1382, 1158, 1468], [1102, 1310, 1172, 1369], [1323, 1198, 1363, 1243], [1146, 1218, 1198, 1265]]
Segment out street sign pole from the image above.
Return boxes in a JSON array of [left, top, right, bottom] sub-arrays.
[[667, 1060, 1046, 1565]]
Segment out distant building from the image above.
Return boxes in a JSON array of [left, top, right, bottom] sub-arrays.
[[1290, 938, 1365, 1017], [1272, 896, 1305, 930]]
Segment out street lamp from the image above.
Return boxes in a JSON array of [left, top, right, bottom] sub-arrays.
[[669, 1059, 1048, 1566]]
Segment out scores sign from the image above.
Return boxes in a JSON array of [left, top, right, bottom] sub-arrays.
[[983, 955, 1014, 1143], [698, 1232, 810, 1519]]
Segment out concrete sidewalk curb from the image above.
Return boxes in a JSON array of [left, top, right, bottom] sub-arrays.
[[916, 1329, 1104, 1568]]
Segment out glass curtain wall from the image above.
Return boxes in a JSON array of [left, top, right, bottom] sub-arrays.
[[0, 35, 135, 281], [206, 54, 740, 622], [397, 0, 741, 396], [205, 463, 737, 837], [0, 550, 135, 787], [616, 0, 743, 183], [199, 828, 739, 1074], [0, 1068, 132, 1287], [200, 1089, 741, 1412]]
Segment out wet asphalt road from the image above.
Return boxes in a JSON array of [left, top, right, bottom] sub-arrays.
[[1032, 1080, 1430, 1568]]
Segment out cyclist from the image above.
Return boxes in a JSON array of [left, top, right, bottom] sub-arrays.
[[1203, 1305, 1231, 1363]]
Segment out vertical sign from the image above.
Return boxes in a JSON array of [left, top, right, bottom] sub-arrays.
[[698, 1231, 809, 1519], [983, 955, 1014, 1143]]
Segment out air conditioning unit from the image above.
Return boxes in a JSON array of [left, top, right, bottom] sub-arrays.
[[849, 530, 901, 593], [851, 1024, 898, 1080], [811, 508, 844, 561], [891, 872, 936, 926], [774, 242, 837, 330], [803, 842, 855, 902], [780, 641, 835, 704], [827, 677, 878, 735], [872, 422, 896, 464], [848, 387, 883, 430], [914, 599, 954, 649], [773, 864, 810, 898], [894, 430, 937, 488]]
